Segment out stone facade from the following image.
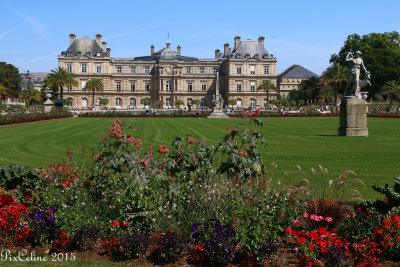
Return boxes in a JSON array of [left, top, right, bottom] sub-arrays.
[[58, 34, 279, 109], [277, 64, 319, 98]]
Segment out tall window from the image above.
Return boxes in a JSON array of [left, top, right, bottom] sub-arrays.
[[200, 67, 205, 74], [130, 98, 136, 107], [67, 85, 72, 91], [130, 81, 135, 91], [186, 67, 191, 74], [131, 66, 135, 73], [187, 82, 192, 92], [67, 63, 72, 72], [117, 66, 122, 73], [250, 65, 255, 75], [116, 81, 121, 92], [187, 98, 193, 107], [81, 80, 86, 90], [201, 83, 207, 92], [237, 65, 242, 74], [236, 98, 242, 107], [96, 97, 101, 106], [201, 98, 206, 107], [96, 64, 101, 73], [250, 98, 256, 108], [166, 98, 172, 107], [144, 66, 150, 74], [264, 65, 269, 75], [82, 97, 87, 107], [250, 82, 255, 92], [115, 98, 122, 107], [236, 82, 242, 92], [67, 98, 73, 107], [145, 81, 150, 92], [264, 98, 268, 108], [165, 80, 172, 91], [82, 64, 86, 73], [213, 67, 218, 74]]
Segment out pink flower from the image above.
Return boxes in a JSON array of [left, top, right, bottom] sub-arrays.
[[302, 213, 309, 218], [310, 214, 317, 221], [128, 136, 135, 142], [325, 217, 333, 222], [292, 219, 299, 224]]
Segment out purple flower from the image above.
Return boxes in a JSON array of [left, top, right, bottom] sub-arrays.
[[49, 207, 56, 213], [48, 217, 56, 224]]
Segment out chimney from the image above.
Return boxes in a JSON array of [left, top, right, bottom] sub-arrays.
[[234, 35, 241, 50], [224, 43, 229, 55], [106, 48, 111, 57], [102, 41, 107, 51], [95, 34, 102, 46], [258, 36, 265, 47], [69, 33, 76, 45], [151, 45, 155, 56], [215, 49, 220, 59], [177, 45, 181, 56]]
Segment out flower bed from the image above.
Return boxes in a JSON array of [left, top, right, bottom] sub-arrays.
[[1, 117, 400, 266], [0, 110, 72, 126]]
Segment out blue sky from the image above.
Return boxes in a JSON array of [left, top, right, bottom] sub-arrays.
[[0, 0, 398, 75]]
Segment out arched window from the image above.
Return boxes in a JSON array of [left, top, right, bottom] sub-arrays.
[[165, 98, 172, 107], [201, 98, 206, 107], [250, 98, 256, 109], [96, 97, 101, 106], [115, 98, 122, 107], [187, 98, 193, 107], [82, 97, 87, 107], [130, 98, 136, 107], [236, 98, 242, 108]]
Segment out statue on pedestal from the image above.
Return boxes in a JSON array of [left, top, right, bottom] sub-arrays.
[[344, 51, 371, 98]]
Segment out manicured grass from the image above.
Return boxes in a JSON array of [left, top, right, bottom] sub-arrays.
[[0, 117, 399, 198]]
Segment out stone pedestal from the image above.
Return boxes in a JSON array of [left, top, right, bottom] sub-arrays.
[[338, 97, 368, 136], [207, 108, 229, 119], [43, 99, 53, 113]]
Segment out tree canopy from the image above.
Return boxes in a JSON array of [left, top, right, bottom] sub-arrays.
[[46, 67, 78, 100], [0, 62, 21, 98], [84, 78, 104, 106], [330, 31, 400, 97]]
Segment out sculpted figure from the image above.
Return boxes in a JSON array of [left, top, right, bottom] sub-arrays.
[[344, 51, 370, 98]]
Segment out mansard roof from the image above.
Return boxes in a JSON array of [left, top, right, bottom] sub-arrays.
[[279, 64, 319, 78], [134, 41, 199, 62], [222, 39, 274, 59], [61, 37, 108, 57]]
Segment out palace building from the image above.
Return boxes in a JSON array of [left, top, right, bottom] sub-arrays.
[[58, 33, 315, 109]]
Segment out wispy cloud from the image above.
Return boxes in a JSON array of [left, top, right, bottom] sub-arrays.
[[15, 10, 47, 38], [0, 20, 26, 40], [104, 26, 157, 41], [23, 52, 58, 66]]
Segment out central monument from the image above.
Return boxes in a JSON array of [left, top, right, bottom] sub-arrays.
[[208, 72, 229, 119], [338, 51, 370, 137]]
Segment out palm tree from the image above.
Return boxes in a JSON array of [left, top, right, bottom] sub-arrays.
[[155, 99, 163, 109], [321, 64, 347, 105], [84, 78, 104, 107], [45, 67, 78, 102], [21, 86, 42, 109], [192, 99, 201, 108], [257, 80, 277, 104], [174, 99, 184, 109], [140, 98, 150, 108], [381, 80, 400, 111]]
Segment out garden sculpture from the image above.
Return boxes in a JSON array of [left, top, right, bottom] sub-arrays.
[[343, 51, 371, 98]]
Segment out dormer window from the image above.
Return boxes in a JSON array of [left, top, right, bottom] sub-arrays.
[[67, 52, 71, 56], [76, 52, 81, 56], [263, 54, 268, 59], [245, 54, 250, 58], [86, 52, 91, 56], [254, 54, 259, 58], [96, 52, 101, 57], [235, 54, 241, 58]]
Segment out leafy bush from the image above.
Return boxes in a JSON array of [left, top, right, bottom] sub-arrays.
[[73, 224, 100, 251], [27, 208, 57, 245], [120, 233, 150, 259], [148, 230, 184, 265]]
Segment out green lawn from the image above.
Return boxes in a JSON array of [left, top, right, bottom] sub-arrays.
[[0, 116, 399, 198]]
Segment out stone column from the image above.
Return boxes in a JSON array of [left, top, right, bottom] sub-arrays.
[[338, 96, 368, 136]]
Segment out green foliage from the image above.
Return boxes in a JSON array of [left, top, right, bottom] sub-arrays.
[[339, 210, 381, 244], [84, 78, 104, 107], [330, 31, 400, 97], [257, 80, 277, 103], [174, 99, 184, 108], [0, 164, 36, 190], [140, 98, 149, 107], [228, 98, 237, 107], [100, 98, 109, 106], [359, 177, 400, 214], [46, 67, 78, 100], [21, 86, 42, 108], [0, 62, 21, 97]]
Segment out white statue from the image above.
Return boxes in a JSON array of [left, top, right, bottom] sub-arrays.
[[344, 51, 370, 98]]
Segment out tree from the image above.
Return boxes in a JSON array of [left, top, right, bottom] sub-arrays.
[[174, 99, 184, 109], [45, 67, 78, 102], [192, 99, 201, 108], [321, 64, 348, 104], [155, 99, 163, 108], [317, 86, 335, 103], [83, 78, 104, 107], [0, 62, 21, 98], [100, 98, 109, 107], [330, 31, 400, 97], [140, 98, 150, 108], [381, 80, 400, 111], [21, 86, 41, 109], [228, 98, 237, 108], [257, 80, 277, 104]]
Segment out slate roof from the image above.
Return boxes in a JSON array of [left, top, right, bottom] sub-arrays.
[[134, 41, 199, 62], [61, 37, 108, 57], [221, 39, 273, 59], [279, 64, 319, 78]]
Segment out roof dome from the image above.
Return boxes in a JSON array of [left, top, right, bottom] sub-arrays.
[[154, 41, 178, 60]]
